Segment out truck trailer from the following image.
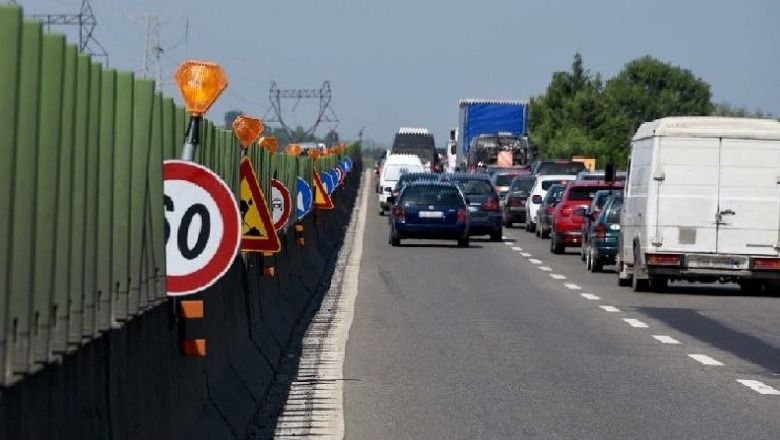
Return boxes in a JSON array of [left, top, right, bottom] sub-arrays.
[[447, 99, 534, 172]]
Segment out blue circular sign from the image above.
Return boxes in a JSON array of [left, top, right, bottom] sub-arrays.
[[296, 176, 313, 219], [322, 171, 335, 195]]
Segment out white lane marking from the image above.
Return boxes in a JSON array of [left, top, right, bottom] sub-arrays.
[[502, 235, 509, 240], [652, 335, 680, 344], [600, 305, 620, 312], [549, 274, 566, 280], [539, 266, 552, 272], [528, 258, 543, 265], [520, 252, 532, 257], [737, 380, 780, 395], [511, 246, 523, 252], [504, 241, 513, 246], [564, 283, 581, 290], [689, 354, 724, 366], [581, 293, 600, 300], [624, 318, 649, 328]]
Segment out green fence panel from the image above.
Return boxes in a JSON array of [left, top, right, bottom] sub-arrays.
[[51, 44, 77, 355], [147, 93, 165, 302], [30, 33, 65, 365], [128, 78, 154, 315], [96, 69, 116, 331], [8, 20, 42, 376], [0, 5, 22, 385], [174, 106, 187, 160], [66, 53, 91, 346], [162, 98, 176, 161], [111, 72, 134, 322], [82, 62, 101, 338]]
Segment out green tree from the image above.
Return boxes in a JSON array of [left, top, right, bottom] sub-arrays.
[[712, 101, 773, 119], [601, 56, 713, 162]]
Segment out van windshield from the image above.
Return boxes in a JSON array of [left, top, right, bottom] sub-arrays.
[[384, 164, 422, 181]]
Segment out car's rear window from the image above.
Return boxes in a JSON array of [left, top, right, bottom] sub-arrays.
[[545, 185, 565, 202], [536, 162, 587, 175], [568, 187, 614, 201], [401, 186, 463, 205], [495, 174, 522, 186], [511, 178, 535, 192], [452, 179, 493, 195], [605, 199, 623, 223], [541, 180, 570, 190]]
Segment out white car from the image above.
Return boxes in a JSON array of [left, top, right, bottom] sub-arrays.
[[377, 153, 425, 214], [525, 174, 577, 233]]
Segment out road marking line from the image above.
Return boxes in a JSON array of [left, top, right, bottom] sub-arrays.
[[624, 318, 649, 328], [688, 354, 724, 366], [520, 252, 532, 257], [581, 293, 600, 300], [511, 247, 523, 252], [539, 266, 552, 271], [600, 305, 620, 312], [528, 258, 542, 265], [737, 380, 780, 395], [504, 241, 513, 246], [652, 335, 680, 344], [502, 235, 509, 240], [550, 274, 566, 280], [564, 283, 581, 290]]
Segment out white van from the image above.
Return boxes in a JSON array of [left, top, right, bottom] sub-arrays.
[[617, 117, 780, 293], [377, 153, 426, 214]]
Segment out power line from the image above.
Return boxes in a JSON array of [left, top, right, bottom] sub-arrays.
[[265, 81, 339, 142], [26, 0, 109, 66]]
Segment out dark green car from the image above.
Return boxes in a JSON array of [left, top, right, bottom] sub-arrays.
[[582, 194, 623, 272]]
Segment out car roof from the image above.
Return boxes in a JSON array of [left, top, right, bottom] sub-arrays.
[[399, 171, 437, 179], [403, 180, 459, 189], [564, 181, 625, 189], [443, 172, 492, 181]]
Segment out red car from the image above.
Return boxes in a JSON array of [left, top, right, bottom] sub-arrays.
[[549, 181, 624, 254]]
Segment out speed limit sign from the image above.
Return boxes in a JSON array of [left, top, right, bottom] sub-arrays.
[[163, 160, 241, 296]]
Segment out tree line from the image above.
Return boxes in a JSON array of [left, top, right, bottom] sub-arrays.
[[529, 53, 775, 167]]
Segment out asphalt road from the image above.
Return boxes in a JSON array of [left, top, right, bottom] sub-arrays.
[[343, 176, 780, 439]]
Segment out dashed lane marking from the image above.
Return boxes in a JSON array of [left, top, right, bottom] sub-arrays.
[[511, 247, 523, 252], [652, 335, 681, 344], [563, 283, 581, 290], [737, 380, 780, 395], [600, 305, 620, 312], [550, 274, 566, 280], [624, 318, 649, 328], [520, 252, 532, 257], [688, 354, 724, 366], [528, 258, 543, 265], [581, 293, 600, 300], [539, 266, 552, 272]]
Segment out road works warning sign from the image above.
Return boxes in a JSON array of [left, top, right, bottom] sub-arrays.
[[313, 169, 334, 210], [239, 157, 281, 253]]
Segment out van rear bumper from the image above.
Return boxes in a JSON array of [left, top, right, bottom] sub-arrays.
[[646, 252, 780, 281]]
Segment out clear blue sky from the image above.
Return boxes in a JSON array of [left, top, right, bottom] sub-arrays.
[[19, 0, 780, 147]]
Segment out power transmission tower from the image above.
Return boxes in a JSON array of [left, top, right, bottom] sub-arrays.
[[127, 14, 189, 91], [26, 0, 109, 65], [265, 81, 339, 142]]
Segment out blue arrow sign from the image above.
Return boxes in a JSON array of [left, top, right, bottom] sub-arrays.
[[322, 170, 334, 195], [344, 156, 353, 172], [296, 176, 313, 219]]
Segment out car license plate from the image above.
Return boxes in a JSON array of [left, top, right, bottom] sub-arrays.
[[688, 255, 748, 270], [419, 211, 443, 218]]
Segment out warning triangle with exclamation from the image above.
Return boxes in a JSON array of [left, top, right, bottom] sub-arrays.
[[239, 156, 281, 253]]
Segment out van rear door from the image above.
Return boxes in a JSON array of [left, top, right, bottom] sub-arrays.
[[655, 137, 720, 253], [716, 138, 780, 256]]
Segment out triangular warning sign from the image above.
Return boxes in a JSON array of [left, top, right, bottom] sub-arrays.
[[313, 169, 334, 210], [239, 157, 281, 253]]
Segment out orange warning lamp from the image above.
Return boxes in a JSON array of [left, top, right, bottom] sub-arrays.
[[308, 149, 320, 160], [174, 60, 228, 116], [232, 116, 264, 148], [259, 137, 279, 153], [285, 143, 302, 155]]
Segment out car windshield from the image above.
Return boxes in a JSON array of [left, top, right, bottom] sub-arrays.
[[401, 186, 463, 205], [545, 185, 565, 202], [536, 162, 587, 175], [451, 179, 494, 195], [541, 180, 570, 190]]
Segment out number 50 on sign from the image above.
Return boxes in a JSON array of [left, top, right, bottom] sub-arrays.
[[163, 160, 241, 296]]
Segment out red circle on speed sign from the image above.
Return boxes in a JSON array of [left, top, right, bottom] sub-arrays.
[[163, 160, 241, 296]]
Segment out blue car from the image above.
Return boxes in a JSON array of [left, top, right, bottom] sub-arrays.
[[388, 180, 470, 247], [440, 173, 503, 241]]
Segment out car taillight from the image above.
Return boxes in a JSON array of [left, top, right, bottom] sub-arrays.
[[509, 197, 524, 207], [754, 258, 780, 270], [594, 224, 606, 239], [457, 208, 468, 223], [646, 254, 682, 266], [393, 206, 405, 222], [532, 195, 542, 204], [481, 197, 500, 211], [561, 206, 573, 217]]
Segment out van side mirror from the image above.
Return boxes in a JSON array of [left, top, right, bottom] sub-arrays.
[[449, 143, 456, 155], [387, 196, 396, 205]]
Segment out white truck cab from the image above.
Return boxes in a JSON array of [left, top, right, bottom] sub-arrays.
[[618, 117, 780, 293]]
